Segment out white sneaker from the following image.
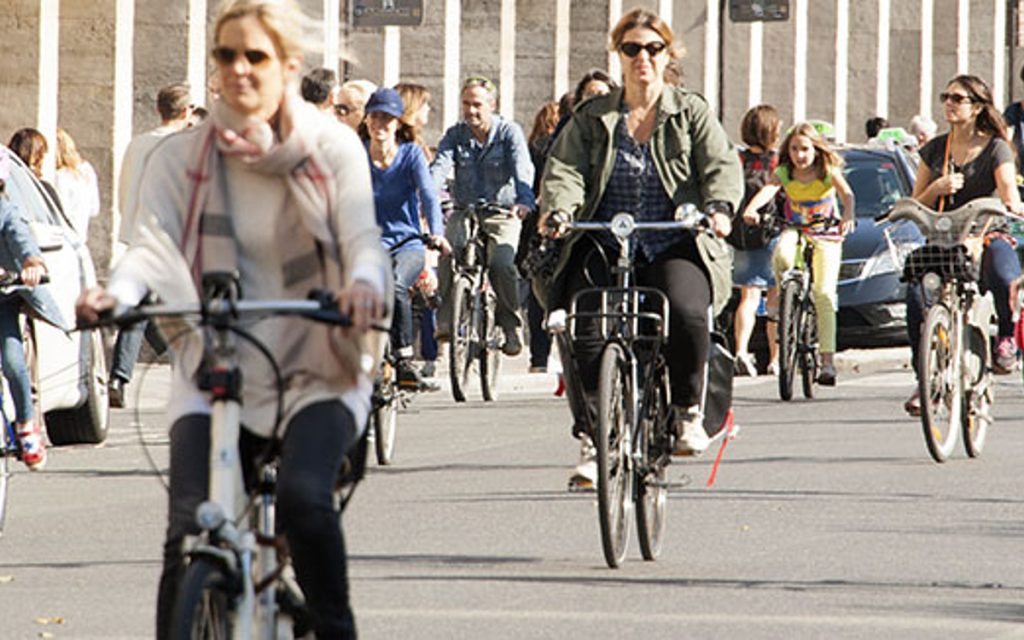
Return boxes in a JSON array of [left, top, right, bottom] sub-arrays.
[[672, 405, 709, 457], [568, 434, 597, 488], [735, 353, 758, 377]]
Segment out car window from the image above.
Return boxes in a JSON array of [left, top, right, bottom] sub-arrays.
[[843, 155, 911, 218], [4, 163, 59, 226]]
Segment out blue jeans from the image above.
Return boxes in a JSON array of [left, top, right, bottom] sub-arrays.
[[906, 236, 1021, 373], [392, 249, 425, 357], [0, 298, 32, 423], [110, 320, 167, 383]]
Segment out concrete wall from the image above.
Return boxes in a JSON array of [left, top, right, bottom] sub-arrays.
[[3, 0, 1022, 277]]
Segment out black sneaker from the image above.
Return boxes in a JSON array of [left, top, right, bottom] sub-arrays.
[[109, 378, 126, 408]]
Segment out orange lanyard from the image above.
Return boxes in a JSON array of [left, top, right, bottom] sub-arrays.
[[938, 133, 952, 213]]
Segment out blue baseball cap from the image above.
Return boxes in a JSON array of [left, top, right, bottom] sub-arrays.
[[364, 88, 405, 119]]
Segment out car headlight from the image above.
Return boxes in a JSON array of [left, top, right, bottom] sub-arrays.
[[860, 250, 898, 279]]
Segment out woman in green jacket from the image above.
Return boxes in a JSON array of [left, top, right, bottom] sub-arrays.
[[539, 7, 742, 484]]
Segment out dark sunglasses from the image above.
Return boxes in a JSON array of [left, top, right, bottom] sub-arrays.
[[334, 104, 353, 117], [211, 46, 272, 67], [619, 41, 667, 58], [939, 91, 974, 105]]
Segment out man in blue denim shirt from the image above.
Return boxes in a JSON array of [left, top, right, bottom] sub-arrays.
[[430, 76, 535, 355]]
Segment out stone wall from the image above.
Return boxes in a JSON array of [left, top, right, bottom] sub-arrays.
[[3, 0, 1023, 277]]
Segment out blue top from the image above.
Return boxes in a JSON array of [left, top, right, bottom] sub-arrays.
[[0, 194, 66, 330], [429, 115, 536, 210], [367, 141, 444, 252]]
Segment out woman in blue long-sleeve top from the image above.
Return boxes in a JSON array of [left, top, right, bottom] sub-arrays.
[[360, 87, 450, 388], [0, 151, 52, 470]]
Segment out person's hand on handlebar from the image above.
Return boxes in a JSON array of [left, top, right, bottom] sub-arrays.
[[537, 210, 569, 239], [20, 256, 47, 287], [75, 287, 119, 326], [335, 280, 385, 334], [511, 204, 531, 220], [704, 202, 732, 239], [428, 234, 452, 257]]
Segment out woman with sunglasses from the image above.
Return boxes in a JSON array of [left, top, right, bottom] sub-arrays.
[[903, 74, 1024, 415], [540, 7, 741, 485], [75, 1, 388, 637]]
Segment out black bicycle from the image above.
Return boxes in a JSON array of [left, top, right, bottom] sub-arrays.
[[776, 227, 821, 401], [447, 201, 512, 403], [552, 206, 714, 568], [372, 234, 440, 466]]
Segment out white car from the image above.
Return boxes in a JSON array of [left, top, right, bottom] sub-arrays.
[[2, 147, 108, 445]]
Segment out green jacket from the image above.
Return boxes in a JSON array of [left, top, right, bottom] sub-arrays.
[[539, 86, 742, 314]]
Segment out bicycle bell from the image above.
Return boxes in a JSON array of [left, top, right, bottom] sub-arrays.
[[610, 212, 636, 239]]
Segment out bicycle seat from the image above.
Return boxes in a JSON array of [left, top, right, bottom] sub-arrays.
[[884, 197, 1005, 245]]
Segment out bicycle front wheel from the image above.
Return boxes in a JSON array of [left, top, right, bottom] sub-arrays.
[[449, 278, 474, 403], [596, 343, 633, 568], [171, 558, 237, 640], [0, 421, 12, 535], [777, 279, 801, 401], [373, 361, 398, 466], [919, 304, 960, 462], [479, 288, 502, 402], [800, 299, 819, 399], [635, 370, 668, 561]]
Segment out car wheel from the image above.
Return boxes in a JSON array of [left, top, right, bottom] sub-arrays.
[[45, 329, 109, 445]]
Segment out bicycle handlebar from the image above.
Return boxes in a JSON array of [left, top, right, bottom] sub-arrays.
[[76, 288, 355, 331], [387, 233, 442, 256], [0, 272, 50, 289], [444, 200, 515, 219]]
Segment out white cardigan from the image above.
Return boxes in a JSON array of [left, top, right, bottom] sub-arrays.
[[108, 109, 388, 436]]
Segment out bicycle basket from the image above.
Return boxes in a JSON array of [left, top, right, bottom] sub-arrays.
[[901, 244, 978, 283], [567, 286, 669, 344]]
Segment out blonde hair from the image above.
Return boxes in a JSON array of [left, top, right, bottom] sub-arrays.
[[340, 80, 377, 110], [608, 8, 685, 60], [55, 128, 84, 174], [213, 0, 306, 61], [395, 82, 432, 159]]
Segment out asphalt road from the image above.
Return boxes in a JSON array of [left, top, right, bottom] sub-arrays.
[[1, 353, 1024, 639]]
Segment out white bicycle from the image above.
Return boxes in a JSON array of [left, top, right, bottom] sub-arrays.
[[81, 274, 362, 639]]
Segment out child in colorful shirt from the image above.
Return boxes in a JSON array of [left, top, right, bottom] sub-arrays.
[[741, 122, 855, 385]]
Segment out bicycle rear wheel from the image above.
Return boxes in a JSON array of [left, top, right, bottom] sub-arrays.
[[800, 300, 818, 399], [171, 558, 237, 640], [596, 343, 633, 568], [635, 370, 668, 561], [919, 304, 960, 462], [0, 421, 12, 535], [777, 279, 801, 401], [961, 326, 992, 458], [373, 360, 398, 466], [448, 278, 474, 403], [479, 288, 502, 402]]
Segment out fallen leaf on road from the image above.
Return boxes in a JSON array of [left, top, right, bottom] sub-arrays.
[[33, 616, 65, 625], [0, 575, 13, 583]]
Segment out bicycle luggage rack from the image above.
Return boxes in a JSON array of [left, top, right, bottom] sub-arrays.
[[566, 286, 669, 344]]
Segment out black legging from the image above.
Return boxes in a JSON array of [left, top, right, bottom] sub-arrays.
[[156, 401, 359, 640], [561, 238, 711, 432]]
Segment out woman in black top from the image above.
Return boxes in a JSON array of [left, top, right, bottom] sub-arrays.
[[905, 74, 1024, 414]]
